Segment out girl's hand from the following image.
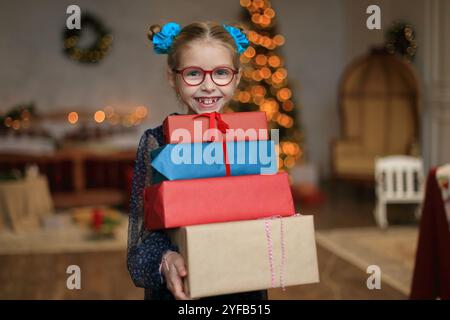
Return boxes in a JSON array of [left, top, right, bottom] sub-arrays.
[[161, 251, 191, 300]]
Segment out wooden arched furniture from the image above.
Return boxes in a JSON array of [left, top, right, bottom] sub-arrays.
[[331, 48, 420, 183]]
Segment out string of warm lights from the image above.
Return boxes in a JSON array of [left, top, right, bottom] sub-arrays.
[[233, 0, 304, 172], [2, 110, 32, 130], [2, 105, 148, 132], [1, 103, 35, 131], [67, 106, 149, 127]]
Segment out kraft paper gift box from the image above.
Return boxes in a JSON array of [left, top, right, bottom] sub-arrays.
[[150, 140, 277, 183], [144, 172, 295, 230], [168, 214, 320, 299], [163, 111, 269, 144]]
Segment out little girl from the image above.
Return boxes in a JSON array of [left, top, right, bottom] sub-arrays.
[[127, 21, 268, 300]]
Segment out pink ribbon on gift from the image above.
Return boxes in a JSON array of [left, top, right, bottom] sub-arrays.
[[263, 215, 287, 291]]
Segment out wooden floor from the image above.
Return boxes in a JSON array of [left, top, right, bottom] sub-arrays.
[[303, 180, 418, 230], [268, 244, 406, 300], [0, 251, 142, 300], [0, 180, 417, 300]]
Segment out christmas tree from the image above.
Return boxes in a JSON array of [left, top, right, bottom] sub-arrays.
[[227, 0, 304, 175]]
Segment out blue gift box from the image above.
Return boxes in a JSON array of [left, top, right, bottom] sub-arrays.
[[150, 140, 277, 182]]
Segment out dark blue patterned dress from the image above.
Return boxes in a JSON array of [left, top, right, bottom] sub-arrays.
[[127, 119, 267, 300]]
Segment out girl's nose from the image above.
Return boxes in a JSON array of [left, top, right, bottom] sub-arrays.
[[200, 74, 216, 92]]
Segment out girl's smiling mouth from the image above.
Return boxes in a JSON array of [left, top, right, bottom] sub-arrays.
[[194, 96, 222, 109]]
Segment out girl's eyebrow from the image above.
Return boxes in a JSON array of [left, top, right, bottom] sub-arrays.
[[177, 64, 235, 70]]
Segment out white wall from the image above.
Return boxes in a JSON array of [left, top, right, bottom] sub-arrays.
[[275, 0, 346, 175], [1, 0, 434, 176], [277, 0, 427, 175], [425, 0, 450, 168]]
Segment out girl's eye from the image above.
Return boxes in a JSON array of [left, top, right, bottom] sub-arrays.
[[186, 69, 202, 77], [214, 68, 231, 76]]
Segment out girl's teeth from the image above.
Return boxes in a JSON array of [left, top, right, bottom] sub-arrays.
[[198, 97, 219, 105]]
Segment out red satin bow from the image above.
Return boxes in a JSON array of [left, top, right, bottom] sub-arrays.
[[193, 112, 231, 176]]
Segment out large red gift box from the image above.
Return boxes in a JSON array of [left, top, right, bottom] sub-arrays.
[[163, 111, 269, 144], [144, 172, 295, 230]]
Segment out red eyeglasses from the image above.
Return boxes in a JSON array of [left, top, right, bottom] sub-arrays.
[[174, 66, 238, 86]]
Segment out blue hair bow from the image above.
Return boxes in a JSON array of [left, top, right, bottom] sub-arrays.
[[223, 24, 250, 54], [152, 22, 181, 54]]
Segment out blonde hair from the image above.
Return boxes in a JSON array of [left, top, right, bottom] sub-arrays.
[[147, 21, 247, 70]]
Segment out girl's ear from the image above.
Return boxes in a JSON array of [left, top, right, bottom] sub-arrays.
[[167, 67, 176, 89]]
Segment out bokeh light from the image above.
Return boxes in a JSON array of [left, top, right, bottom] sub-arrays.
[[68, 112, 79, 124]]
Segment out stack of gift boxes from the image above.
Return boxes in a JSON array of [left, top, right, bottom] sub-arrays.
[[144, 111, 319, 299]]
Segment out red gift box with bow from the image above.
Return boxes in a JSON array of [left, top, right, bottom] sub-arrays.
[[144, 172, 295, 230], [163, 111, 269, 144]]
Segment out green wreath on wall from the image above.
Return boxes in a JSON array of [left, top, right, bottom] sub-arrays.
[[385, 21, 417, 62], [63, 12, 113, 64]]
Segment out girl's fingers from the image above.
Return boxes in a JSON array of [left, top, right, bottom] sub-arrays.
[[174, 261, 187, 277], [169, 267, 189, 300]]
